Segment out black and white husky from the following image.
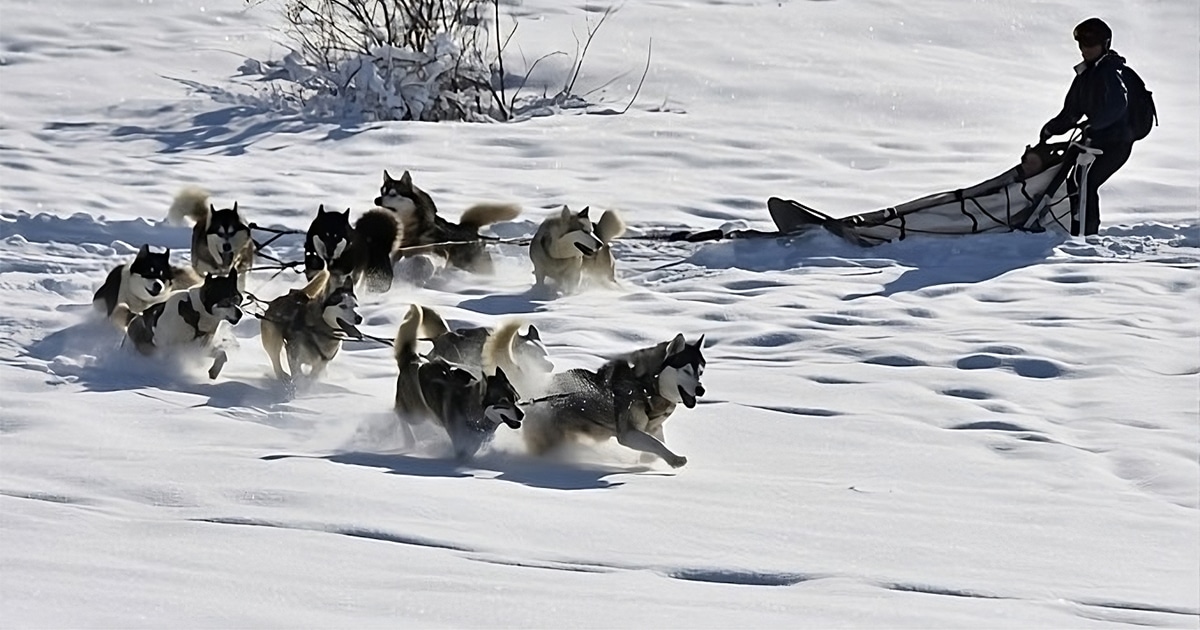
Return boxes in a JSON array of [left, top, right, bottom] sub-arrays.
[[304, 204, 400, 293], [119, 271, 244, 380], [93, 244, 201, 326], [521, 334, 706, 468], [260, 268, 363, 386], [167, 187, 255, 286], [393, 304, 525, 461]]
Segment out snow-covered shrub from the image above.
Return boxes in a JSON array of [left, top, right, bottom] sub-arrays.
[[239, 0, 632, 123]]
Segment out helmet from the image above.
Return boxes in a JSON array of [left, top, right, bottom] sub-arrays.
[[1073, 17, 1112, 47]]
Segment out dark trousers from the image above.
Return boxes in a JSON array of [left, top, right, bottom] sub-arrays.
[[1068, 142, 1133, 236]]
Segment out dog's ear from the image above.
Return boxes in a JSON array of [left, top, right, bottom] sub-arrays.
[[666, 333, 686, 355], [696, 334, 706, 348], [343, 208, 351, 218], [232, 201, 239, 213], [383, 169, 393, 182], [493, 366, 510, 384], [137, 243, 150, 257], [163, 248, 170, 258], [559, 205, 572, 221], [579, 206, 590, 219], [317, 204, 326, 215], [209, 203, 217, 214], [523, 325, 540, 342], [399, 171, 413, 190]]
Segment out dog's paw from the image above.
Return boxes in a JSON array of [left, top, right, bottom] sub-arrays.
[[666, 454, 688, 468]]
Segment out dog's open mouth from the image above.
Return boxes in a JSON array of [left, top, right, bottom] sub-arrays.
[[573, 242, 597, 256], [485, 406, 524, 430], [336, 318, 363, 340], [678, 385, 704, 409]]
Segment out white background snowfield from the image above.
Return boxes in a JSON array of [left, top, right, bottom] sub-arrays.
[[0, 0, 1197, 627]]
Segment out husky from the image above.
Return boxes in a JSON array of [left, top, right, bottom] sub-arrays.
[[117, 271, 244, 380], [260, 268, 364, 386], [304, 204, 401, 293], [393, 304, 525, 461], [93, 244, 202, 326], [373, 170, 521, 274], [410, 305, 555, 398], [521, 334, 706, 468], [167, 187, 255, 286], [529, 205, 626, 293]]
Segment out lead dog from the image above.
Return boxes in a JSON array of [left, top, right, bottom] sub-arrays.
[[393, 304, 524, 461], [118, 271, 244, 380], [529, 205, 626, 294], [521, 334, 705, 467], [260, 269, 363, 386], [374, 170, 520, 274]]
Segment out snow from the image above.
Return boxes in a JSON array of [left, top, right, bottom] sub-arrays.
[[1, 0, 1198, 627]]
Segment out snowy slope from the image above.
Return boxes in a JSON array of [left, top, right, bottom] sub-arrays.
[[1, 0, 1197, 627]]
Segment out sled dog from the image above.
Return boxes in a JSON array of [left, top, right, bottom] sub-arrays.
[[529, 205, 626, 293], [167, 187, 255, 286], [393, 304, 524, 460], [118, 270, 244, 379], [304, 204, 401, 293], [409, 305, 554, 399], [260, 269, 363, 385], [522, 334, 706, 467], [373, 170, 520, 274], [93, 244, 201, 326]]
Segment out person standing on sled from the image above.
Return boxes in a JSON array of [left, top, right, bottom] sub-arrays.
[[1039, 17, 1135, 237]]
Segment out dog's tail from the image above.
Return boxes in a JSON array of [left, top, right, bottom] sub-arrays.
[[394, 304, 450, 366], [481, 319, 522, 376], [302, 268, 331, 301], [172, 265, 203, 290], [459, 202, 521, 231], [353, 208, 400, 292], [595, 209, 627, 244], [167, 186, 210, 227]]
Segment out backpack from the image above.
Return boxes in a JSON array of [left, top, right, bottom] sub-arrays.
[[1121, 65, 1157, 141]]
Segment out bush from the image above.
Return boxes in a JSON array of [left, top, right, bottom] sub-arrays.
[[239, 0, 634, 123]]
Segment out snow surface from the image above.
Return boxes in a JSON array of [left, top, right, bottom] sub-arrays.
[[1, 0, 1198, 627]]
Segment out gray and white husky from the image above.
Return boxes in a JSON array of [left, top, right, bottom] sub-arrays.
[[167, 187, 255, 286], [410, 304, 554, 399], [393, 304, 525, 461], [260, 268, 363, 386], [93, 244, 201, 327], [374, 170, 521, 274], [521, 334, 706, 468], [529, 205, 626, 294], [118, 271, 245, 380]]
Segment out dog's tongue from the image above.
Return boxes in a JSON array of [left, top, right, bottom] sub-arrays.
[[337, 319, 363, 339], [678, 386, 698, 409]]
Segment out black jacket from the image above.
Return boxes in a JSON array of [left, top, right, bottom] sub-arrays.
[[1044, 50, 1134, 147]]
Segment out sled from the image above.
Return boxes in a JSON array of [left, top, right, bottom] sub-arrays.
[[765, 139, 1087, 246]]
